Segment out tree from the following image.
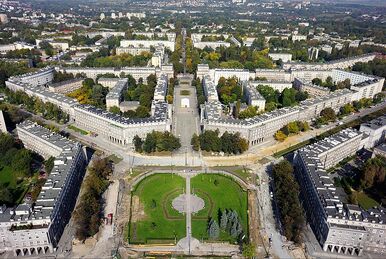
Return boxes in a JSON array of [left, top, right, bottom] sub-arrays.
[[109, 106, 121, 114], [340, 103, 355, 116], [11, 149, 32, 176], [230, 221, 239, 238], [191, 133, 200, 151], [0, 186, 13, 205], [360, 156, 386, 189], [220, 210, 228, 230], [0, 133, 14, 155], [238, 105, 258, 119], [242, 243, 256, 259], [272, 160, 305, 244], [281, 88, 297, 107], [143, 132, 157, 153], [133, 135, 143, 153], [135, 106, 150, 118], [297, 121, 310, 132], [320, 107, 336, 122], [373, 92, 385, 104], [274, 130, 287, 142], [207, 219, 220, 240], [295, 91, 308, 102], [285, 121, 300, 135], [312, 78, 322, 86]]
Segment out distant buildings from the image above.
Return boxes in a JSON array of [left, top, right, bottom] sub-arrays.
[[197, 56, 384, 147], [126, 12, 146, 19], [0, 121, 87, 256], [294, 128, 386, 257], [283, 53, 378, 70], [120, 33, 176, 52], [191, 33, 231, 50], [48, 78, 84, 94], [99, 78, 128, 110], [292, 34, 307, 42], [268, 53, 292, 62], [0, 42, 35, 54], [5, 67, 173, 147]]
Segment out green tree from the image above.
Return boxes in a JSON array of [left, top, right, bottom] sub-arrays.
[[274, 130, 287, 142], [133, 135, 143, 153], [340, 103, 355, 116], [191, 133, 200, 151], [320, 107, 336, 122], [272, 160, 305, 243], [11, 149, 32, 176], [207, 219, 220, 240], [109, 106, 121, 114], [220, 209, 228, 230], [0, 133, 14, 155], [242, 243, 256, 259], [281, 88, 298, 107]]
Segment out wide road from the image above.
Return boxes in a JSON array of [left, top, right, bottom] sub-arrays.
[[172, 75, 200, 157]]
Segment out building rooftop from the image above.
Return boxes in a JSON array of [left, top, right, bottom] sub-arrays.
[[297, 129, 386, 225], [360, 115, 386, 131]]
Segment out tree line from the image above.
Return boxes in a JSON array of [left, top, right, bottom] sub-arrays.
[[73, 157, 113, 241], [274, 121, 310, 142], [0, 133, 33, 205], [257, 85, 308, 112], [207, 209, 244, 242], [200, 46, 275, 71], [133, 131, 181, 153], [272, 160, 305, 244], [6, 89, 69, 124], [67, 78, 109, 108], [191, 130, 249, 154]]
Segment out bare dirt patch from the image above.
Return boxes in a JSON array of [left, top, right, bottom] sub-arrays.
[[131, 195, 147, 222]]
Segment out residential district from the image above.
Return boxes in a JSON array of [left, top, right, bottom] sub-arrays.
[[0, 0, 385, 258]]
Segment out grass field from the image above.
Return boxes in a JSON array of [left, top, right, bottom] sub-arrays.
[[356, 191, 379, 210], [0, 166, 30, 204], [68, 125, 88, 135], [190, 174, 248, 242], [180, 90, 190, 96], [106, 154, 122, 164], [129, 174, 186, 244]]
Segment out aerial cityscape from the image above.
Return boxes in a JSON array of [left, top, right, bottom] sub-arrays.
[[0, 0, 385, 258]]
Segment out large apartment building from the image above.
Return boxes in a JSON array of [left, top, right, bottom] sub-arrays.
[[294, 129, 386, 256], [0, 121, 87, 256], [198, 62, 384, 147], [283, 53, 378, 70], [5, 66, 172, 147]]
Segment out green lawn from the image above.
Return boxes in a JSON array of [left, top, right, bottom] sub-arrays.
[[180, 90, 190, 96], [106, 154, 122, 164], [357, 191, 379, 210], [129, 174, 186, 244], [212, 166, 251, 182], [68, 125, 88, 135], [190, 174, 248, 242], [0, 166, 30, 204]]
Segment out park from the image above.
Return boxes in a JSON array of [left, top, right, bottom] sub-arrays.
[[127, 172, 248, 245]]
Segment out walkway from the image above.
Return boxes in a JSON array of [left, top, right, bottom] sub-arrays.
[[130, 171, 239, 256], [176, 172, 200, 253]]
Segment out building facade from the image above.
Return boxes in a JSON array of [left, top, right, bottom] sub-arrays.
[[0, 121, 87, 256], [294, 129, 386, 257], [359, 116, 386, 148]]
